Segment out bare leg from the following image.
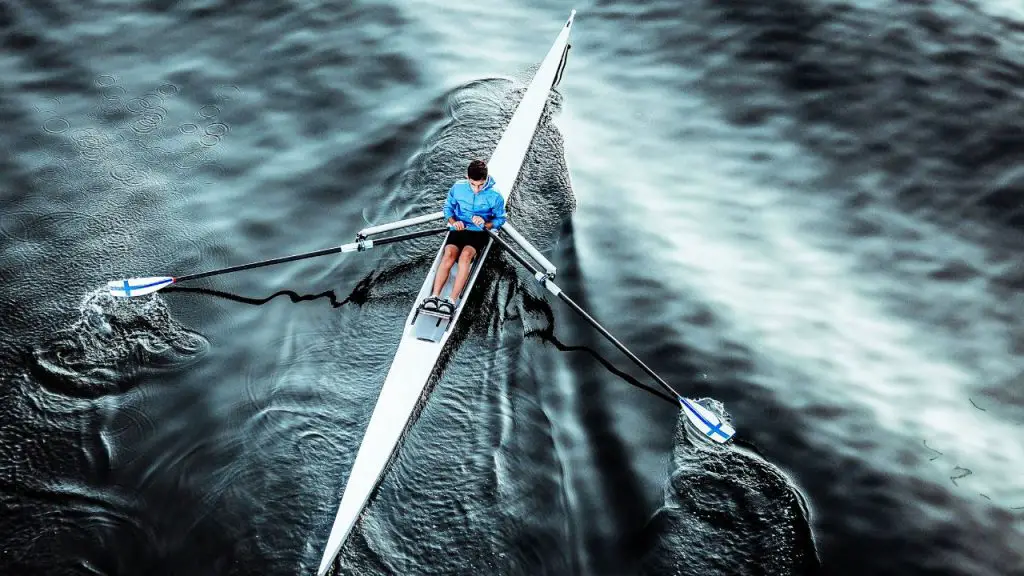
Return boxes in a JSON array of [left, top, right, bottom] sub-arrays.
[[432, 245, 460, 298], [448, 246, 477, 302]]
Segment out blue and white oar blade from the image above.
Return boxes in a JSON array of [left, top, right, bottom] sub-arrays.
[[679, 397, 735, 444], [107, 277, 174, 298]]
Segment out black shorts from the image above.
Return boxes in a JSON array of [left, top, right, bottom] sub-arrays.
[[444, 229, 489, 253]]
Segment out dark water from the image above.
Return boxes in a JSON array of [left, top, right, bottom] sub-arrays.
[[1, 0, 1022, 575]]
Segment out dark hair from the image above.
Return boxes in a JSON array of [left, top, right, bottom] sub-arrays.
[[467, 159, 487, 181]]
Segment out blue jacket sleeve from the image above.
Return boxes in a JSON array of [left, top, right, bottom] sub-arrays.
[[490, 193, 506, 229], [443, 184, 457, 219]]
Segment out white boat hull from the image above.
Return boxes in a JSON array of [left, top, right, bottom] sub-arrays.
[[317, 10, 577, 575]]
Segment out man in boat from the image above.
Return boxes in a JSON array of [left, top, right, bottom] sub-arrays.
[[420, 159, 506, 316]]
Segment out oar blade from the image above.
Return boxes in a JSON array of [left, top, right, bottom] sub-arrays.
[[679, 397, 735, 444], [107, 277, 174, 298]]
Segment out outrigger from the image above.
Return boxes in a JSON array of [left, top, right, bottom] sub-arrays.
[[104, 9, 735, 576]]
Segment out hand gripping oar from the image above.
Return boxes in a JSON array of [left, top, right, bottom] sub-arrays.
[[106, 227, 447, 298], [486, 229, 736, 444]]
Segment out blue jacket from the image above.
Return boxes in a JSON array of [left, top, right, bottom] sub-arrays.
[[443, 176, 507, 231]]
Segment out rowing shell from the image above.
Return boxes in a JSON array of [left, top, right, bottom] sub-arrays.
[[316, 10, 577, 575]]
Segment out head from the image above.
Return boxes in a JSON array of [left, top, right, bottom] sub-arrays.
[[467, 159, 488, 191]]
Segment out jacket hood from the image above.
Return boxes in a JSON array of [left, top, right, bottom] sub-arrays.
[[474, 175, 496, 192]]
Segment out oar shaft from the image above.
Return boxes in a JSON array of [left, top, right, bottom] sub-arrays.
[[487, 230, 681, 400], [176, 227, 447, 283], [556, 290, 680, 400], [363, 226, 448, 247], [177, 246, 342, 282]]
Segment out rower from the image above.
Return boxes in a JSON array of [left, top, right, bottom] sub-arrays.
[[419, 159, 507, 316]]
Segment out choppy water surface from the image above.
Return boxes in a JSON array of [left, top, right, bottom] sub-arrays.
[[1, 1, 1022, 575]]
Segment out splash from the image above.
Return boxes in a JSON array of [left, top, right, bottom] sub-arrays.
[[30, 288, 208, 398], [637, 415, 821, 575]]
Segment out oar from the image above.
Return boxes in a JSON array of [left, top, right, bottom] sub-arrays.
[[486, 229, 736, 444], [106, 227, 447, 298]]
